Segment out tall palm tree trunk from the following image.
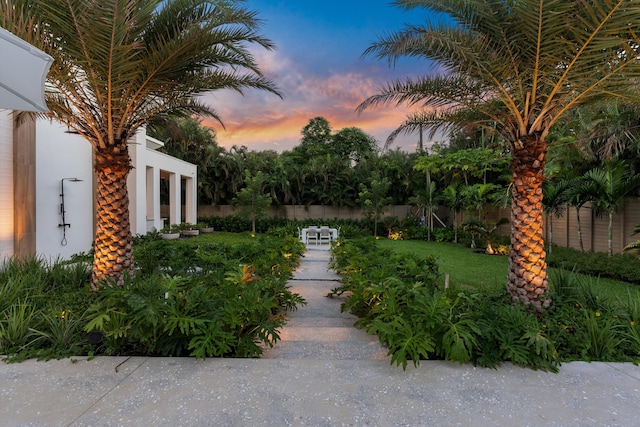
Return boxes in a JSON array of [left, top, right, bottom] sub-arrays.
[[92, 146, 134, 287], [608, 210, 613, 257], [453, 210, 458, 243], [507, 135, 550, 310], [576, 207, 585, 252], [547, 214, 554, 254]]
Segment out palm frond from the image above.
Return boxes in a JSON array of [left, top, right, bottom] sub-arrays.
[[623, 240, 640, 255], [362, 0, 640, 145], [3, 0, 281, 147]]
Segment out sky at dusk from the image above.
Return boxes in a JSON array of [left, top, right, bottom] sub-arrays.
[[200, 0, 441, 153]]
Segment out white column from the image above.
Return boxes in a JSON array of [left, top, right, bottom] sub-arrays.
[[184, 176, 196, 224], [151, 167, 162, 231], [127, 129, 148, 236], [169, 172, 181, 225], [145, 166, 154, 232]]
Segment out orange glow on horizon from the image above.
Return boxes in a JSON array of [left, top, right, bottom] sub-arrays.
[[204, 106, 419, 152]]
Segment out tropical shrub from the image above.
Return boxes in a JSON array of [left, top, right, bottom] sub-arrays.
[[623, 223, 640, 255], [547, 246, 640, 285], [83, 267, 299, 358], [545, 269, 637, 361], [330, 238, 640, 371], [1, 234, 305, 361], [0, 257, 95, 361]]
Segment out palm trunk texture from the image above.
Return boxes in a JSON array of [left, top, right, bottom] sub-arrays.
[[507, 135, 551, 310], [92, 147, 134, 287]]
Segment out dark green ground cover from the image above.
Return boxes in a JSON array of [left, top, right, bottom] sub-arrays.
[[0, 232, 305, 362], [330, 237, 640, 371]]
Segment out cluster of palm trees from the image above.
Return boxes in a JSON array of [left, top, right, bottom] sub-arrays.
[[544, 158, 640, 257], [542, 100, 640, 257], [209, 146, 423, 208], [159, 112, 640, 264]]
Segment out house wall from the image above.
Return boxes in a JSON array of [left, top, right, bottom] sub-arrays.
[[35, 120, 93, 260], [128, 130, 198, 234], [2, 117, 193, 262], [0, 110, 13, 260]]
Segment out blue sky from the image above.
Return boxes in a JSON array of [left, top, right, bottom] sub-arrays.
[[201, 0, 440, 152]]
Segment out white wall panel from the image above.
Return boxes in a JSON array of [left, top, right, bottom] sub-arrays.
[[35, 120, 93, 260], [0, 110, 13, 260]]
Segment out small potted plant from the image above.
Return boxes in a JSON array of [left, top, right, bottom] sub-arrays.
[[198, 221, 214, 234], [180, 222, 200, 237], [160, 224, 181, 240]]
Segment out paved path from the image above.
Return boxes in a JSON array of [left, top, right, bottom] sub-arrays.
[[1, 244, 640, 426], [261, 245, 388, 361]]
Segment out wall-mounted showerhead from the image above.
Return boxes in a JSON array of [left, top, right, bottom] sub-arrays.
[[59, 177, 84, 245]]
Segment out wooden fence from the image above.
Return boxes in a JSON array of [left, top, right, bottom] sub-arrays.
[[543, 199, 640, 254], [196, 199, 640, 255]]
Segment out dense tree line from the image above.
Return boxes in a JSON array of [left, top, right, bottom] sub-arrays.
[[152, 116, 428, 209], [152, 113, 640, 244]]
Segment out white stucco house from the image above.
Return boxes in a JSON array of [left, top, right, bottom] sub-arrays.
[[0, 109, 197, 261]]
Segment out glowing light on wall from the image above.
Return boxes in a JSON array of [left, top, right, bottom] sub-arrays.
[[0, 110, 14, 259]]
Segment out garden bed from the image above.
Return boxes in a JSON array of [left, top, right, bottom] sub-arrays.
[[329, 237, 640, 371], [0, 233, 306, 362]]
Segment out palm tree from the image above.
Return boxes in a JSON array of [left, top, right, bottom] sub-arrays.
[[357, 172, 393, 237], [441, 183, 464, 243], [265, 156, 292, 206], [582, 160, 640, 256], [1, 0, 281, 286], [208, 147, 246, 205], [358, 0, 640, 310], [461, 183, 502, 222], [462, 217, 509, 255], [579, 100, 640, 161], [148, 116, 223, 205], [564, 174, 595, 253], [409, 181, 439, 241], [233, 170, 272, 234]]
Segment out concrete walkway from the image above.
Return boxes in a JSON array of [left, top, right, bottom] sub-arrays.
[[261, 245, 388, 361], [1, 244, 640, 426]]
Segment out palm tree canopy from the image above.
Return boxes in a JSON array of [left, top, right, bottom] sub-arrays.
[[358, 0, 640, 144], [542, 179, 570, 217], [1, 0, 281, 286], [1, 0, 281, 149], [582, 159, 640, 215]]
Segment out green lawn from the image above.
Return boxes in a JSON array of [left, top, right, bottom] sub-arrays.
[[376, 238, 640, 300], [377, 239, 507, 289], [194, 231, 258, 245]]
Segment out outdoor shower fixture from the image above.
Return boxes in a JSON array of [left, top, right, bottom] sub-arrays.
[[58, 178, 83, 245]]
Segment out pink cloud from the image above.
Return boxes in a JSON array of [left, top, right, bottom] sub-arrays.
[[200, 49, 434, 153]]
